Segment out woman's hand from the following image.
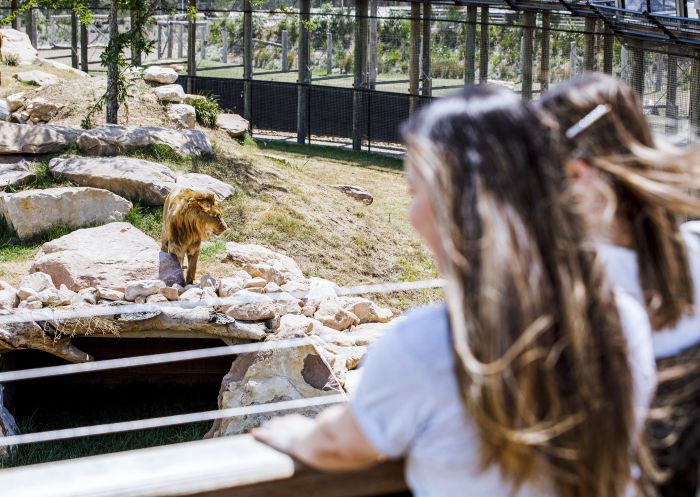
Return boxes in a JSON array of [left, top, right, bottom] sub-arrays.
[[252, 405, 385, 472]]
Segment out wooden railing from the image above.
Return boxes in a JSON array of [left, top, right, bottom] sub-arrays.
[[0, 434, 409, 497]]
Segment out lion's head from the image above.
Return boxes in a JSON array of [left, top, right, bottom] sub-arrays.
[[193, 192, 228, 237]]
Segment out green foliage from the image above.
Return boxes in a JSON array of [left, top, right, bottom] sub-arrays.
[[191, 96, 220, 128], [2, 53, 18, 66], [125, 203, 162, 240]]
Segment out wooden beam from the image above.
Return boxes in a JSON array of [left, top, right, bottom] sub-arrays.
[[80, 19, 88, 73], [540, 12, 550, 91], [408, 1, 421, 114], [691, 57, 700, 136], [583, 17, 596, 72], [602, 25, 614, 74], [666, 55, 678, 134], [297, 0, 311, 145], [629, 45, 645, 98], [479, 6, 489, 84], [420, 0, 431, 96], [352, 0, 369, 151], [187, 0, 197, 94], [71, 11, 79, 69], [521, 11, 535, 101], [0, 434, 408, 497], [464, 6, 477, 86], [243, 0, 253, 123]]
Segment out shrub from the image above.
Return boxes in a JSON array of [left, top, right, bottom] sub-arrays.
[[2, 53, 18, 66], [191, 96, 220, 128]]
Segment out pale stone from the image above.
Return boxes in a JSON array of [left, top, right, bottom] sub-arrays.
[[146, 293, 168, 304], [143, 66, 179, 84], [97, 287, 124, 301], [10, 111, 28, 124], [0, 158, 34, 188], [17, 287, 38, 301], [303, 277, 339, 317], [160, 286, 179, 301], [0, 29, 38, 65], [49, 157, 177, 206], [13, 70, 61, 87], [0, 122, 79, 155], [333, 185, 374, 205], [125, 279, 166, 302], [217, 113, 249, 138], [277, 313, 315, 338], [37, 287, 71, 306], [77, 126, 212, 157], [244, 277, 267, 289], [218, 276, 248, 298], [18, 299, 42, 310], [168, 103, 195, 129], [200, 274, 216, 289], [135, 295, 147, 304], [24, 97, 62, 124], [340, 297, 393, 324], [224, 290, 275, 321], [314, 299, 360, 331], [281, 280, 310, 295], [263, 282, 282, 294], [37, 58, 89, 78], [31, 222, 184, 291], [75, 287, 97, 305], [222, 242, 305, 283], [6, 93, 25, 113], [179, 287, 203, 301], [0, 280, 18, 310], [176, 173, 235, 201], [0, 100, 9, 121], [153, 84, 185, 103], [0, 187, 132, 239], [244, 263, 286, 286], [19, 272, 55, 293]]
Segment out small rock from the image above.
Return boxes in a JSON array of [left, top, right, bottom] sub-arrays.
[[37, 287, 71, 306], [264, 315, 281, 332], [160, 286, 179, 301], [334, 185, 374, 205], [244, 277, 267, 289], [202, 287, 218, 300], [314, 299, 360, 331], [143, 66, 179, 85], [24, 97, 62, 124], [168, 104, 196, 129], [20, 272, 55, 294], [10, 111, 28, 124], [217, 113, 249, 138], [6, 93, 25, 113], [97, 287, 125, 301], [224, 290, 275, 321], [0, 157, 35, 188], [0, 100, 10, 122], [280, 281, 310, 295], [277, 314, 315, 338], [146, 293, 168, 304], [179, 287, 203, 301], [75, 287, 98, 305], [219, 276, 247, 298], [244, 263, 286, 286], [18, 300, 42, 310], [154, 84, 185, 103], [17, 287, 38, 301], [124, 279, 166, 302], [173, 283, 186, 295], [200, 274, 217, 289], [264, 282, 282, 294], [13, 70, 61, 87], [0, 280, 18, 310], [341, 297, 393, 324], [134, 295, 147, 304]]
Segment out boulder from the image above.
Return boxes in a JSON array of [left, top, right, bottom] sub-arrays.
[[314, 299, 360, 331], [77, 126, 213, 157], [0, 122, 79, 154], [0, 187, 132, 239], [13, 70, 61, 87], [160, 286, 179, 301], [176, 173, 235, 201], [340, 297, 393, 324], [218, 274, 250, 298], [224, 290, 276, 321], [222, 243, 305, 284], [97, 287, 124, 301], [0, 100, 10, 121], [217, 113, 249, 138], [0, 280, 18, 310], [30, 222, 184, 291], [24, 97, 62, 124], [244, 277, 267, 289], [206, 340, 343, 437], [143, 66, 179, 85], [179, 287, 203, 301], [19, 272, 55, 293], [333, 185, 374, 205], [168, 103, 196, 129], [0, 29, 37, 65], [125, 279, 166, 302], [0, 157, 34, 188], [6, 93, 25, 113], [37, 58, 89, 78], [49, 156, 177, 206], [153, 84, 185, 103]]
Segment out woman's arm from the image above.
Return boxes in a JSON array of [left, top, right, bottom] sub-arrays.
[[252, 404, 385, 472]]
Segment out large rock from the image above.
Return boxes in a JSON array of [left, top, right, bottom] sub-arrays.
[[49, 156, 177, 206], [217, 113, 249, 138], [77, 126, 213, 157], [24, 97, 62, 124], [176, 173, 235, 201], [37, 58, 89, 78], [30, 222, 184, 291], [0, 156, 34, 187], [0, 187, 132, 239], [206, 340, 343, 437], [0, 122, 79, 154], [222, 243, 305, 284], [143, 66, 178, 84], [0, 280, 18, 310], [13, 70, 61, 87], [168, 103, 195, 129], [314, 299, 360, 331], [0, 28, 37, 65], [153, 84, 185, 103]]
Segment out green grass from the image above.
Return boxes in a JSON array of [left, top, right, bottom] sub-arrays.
[[199, 239, 226, 261], [190, 96, 220, 128], [129, 144, 191, 167], [125, 204, 163, 240]]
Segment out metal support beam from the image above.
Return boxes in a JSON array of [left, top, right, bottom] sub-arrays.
[[540, 12, 550, 91], [421, 0, 431, 96], [666, 55, 678, 135], [369, 0, 378, 89], [10, 0, 19, 30], [521, 11, 535, 101], [80, 20, 88, 73], [297, 0, 311, 144], [281, 30, 289, 72], [243, 0, 253, 123], [409, 1, 421, 114], [583, 17, 596, 72], [479, 6, 489, 84], [352, 0, 369, 150], [464, 6, 477, 86], [691, 57, 700, 136], [629, 46, 645, 98], [26, 8, 37, 48], [71, 12, 79, 69], [187, 0, 197, 93], [602, 25, 614, 74]]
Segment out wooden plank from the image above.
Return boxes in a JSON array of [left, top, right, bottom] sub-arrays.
[[0, 435, 408, 497]]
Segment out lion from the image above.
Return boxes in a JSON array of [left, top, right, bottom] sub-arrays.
[[161, 188, 227, 284]]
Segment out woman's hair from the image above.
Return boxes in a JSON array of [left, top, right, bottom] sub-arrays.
[[402, 85, 635, 497], [539, 73, 700, 330]]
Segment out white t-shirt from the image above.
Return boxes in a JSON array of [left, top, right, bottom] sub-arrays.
[[351, 296, 655, 497], [599, 221, 700, 359]]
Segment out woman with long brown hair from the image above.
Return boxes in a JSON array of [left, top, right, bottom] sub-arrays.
[[253, 85, 655, 497], [538, 73, 700, 496]]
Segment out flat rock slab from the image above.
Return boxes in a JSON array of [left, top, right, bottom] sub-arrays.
[[217, 113, 249, 138], [143, 66, 178, 84], [13, 70, 61, 87], [0, 187, 132, 239], [0, 157, 34, 187], [334, 185, 373, 205], [49, 156, 177, 206], [31, 222, 184, 291], [0, 28, 37, 65], [0, 122, 79, 154], [77, 125, 213, 157], [176, 173, 235, 201]]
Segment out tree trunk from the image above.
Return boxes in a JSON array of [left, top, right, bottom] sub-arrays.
[[105, 0, 119, 124], [10, 0, 19, 30]]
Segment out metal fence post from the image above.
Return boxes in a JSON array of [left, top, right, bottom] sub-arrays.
[[71, 11, 79, 69], [80, 20, 88, 73], [479, 6, 489, 84], [369, 0, 378, 89], [583, 17, 596, 72], [353, 0, 369, 151], [10, 0, 18, 30], [26, 8, 37, 48], [178, 24, 184, 59], [464, 6, 477, 86], [540, 12, 550, 91], [666, 55, 678, 135], [570, 41, 577, 77], [157, 23, 162, 58], [690, 58, 700, 136], [326, 32, 333, 75], [243, 0, 253, 122], [521, 11, 535, 101], [629, 46, 645, 98], [409, 1, 421, 114], [281, 30, 289, 72], [421, 0, 431, 96], [187, 0, 197, 93], [167, 20, 174, 59], [200, 23, 206, 60], [602, 25, 613, 74], [297, 0, 311, 144], [222, 27, 228, 63]]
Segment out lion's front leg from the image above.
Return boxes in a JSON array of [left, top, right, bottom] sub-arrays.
[[185, 247, 200, 285]]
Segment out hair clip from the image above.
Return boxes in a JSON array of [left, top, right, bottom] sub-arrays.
[[565, 104, 612, 140]]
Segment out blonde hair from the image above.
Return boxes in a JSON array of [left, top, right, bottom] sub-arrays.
[[403, 86, 635, 497], [539, 73, 700, 330]]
